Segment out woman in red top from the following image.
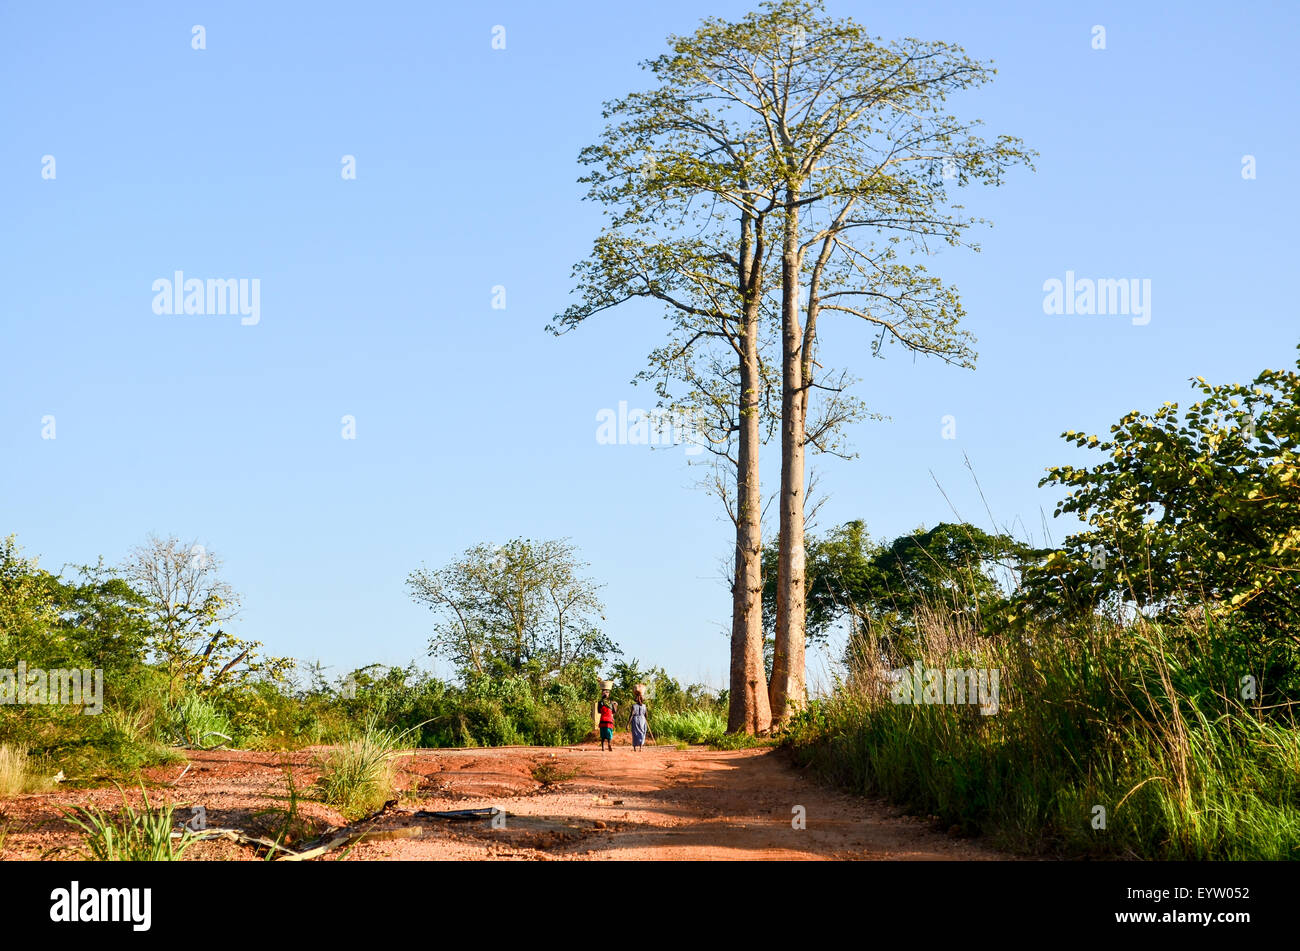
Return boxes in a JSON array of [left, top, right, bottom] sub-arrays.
[[597, 689, 617, 751]]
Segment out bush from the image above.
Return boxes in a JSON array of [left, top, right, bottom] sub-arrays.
[[1024, 347, 1300, 651]]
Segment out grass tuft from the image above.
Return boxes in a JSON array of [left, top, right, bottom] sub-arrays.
[[312, 717, 407, 819], [64, 785, 197, 860], [167, 693, 232, 748], [531, 756, 580, 786]]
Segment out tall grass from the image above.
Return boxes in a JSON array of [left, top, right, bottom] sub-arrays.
[[0, 744, 50, 797], [651, 709, 727, 745], [104, 707, 152, 746], [785, 611, 1300, 859]]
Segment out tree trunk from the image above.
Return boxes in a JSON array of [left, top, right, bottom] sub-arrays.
[[728, 210, 772, 735], [771, 198, 807, 724], [728, 290, 772, 735]]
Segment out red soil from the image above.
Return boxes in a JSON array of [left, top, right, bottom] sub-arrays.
[[0, 739, 1007, 861]]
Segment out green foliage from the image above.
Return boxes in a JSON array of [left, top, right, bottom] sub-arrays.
[[763, 520, 1028, 651], [709, 731, 775, 750], [65, 786, 198, 861], [217, 676, 333, 750], [0, 536, 58, 651], [603, 659, 706, 714], [166, 693, 232, 748], [651, 709, 727, 745], [0, 530, 757, 786], [866, 524, 1028, 632], [0, 539, 179, 781], [1023, 347, 1300, 645], [782, 354, 1300, 860], [47, 561, 154, 678]]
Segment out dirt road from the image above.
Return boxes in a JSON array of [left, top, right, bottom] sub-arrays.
[[0, 742, 1005, 861]]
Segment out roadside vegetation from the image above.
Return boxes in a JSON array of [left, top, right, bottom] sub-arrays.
[[4, 354, 1295, 862], [0, 533, 726, 801], [783, 352, 1300, 860]]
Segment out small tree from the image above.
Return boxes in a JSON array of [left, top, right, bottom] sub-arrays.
[[121, 534, 286, 696], [408, 538, 616, 683], [49, 559, 155, 678], [0, 536, 59, 660]]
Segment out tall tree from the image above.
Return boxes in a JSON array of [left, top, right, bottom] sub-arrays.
[[653, 0, 1033, 720], [555, 97, 783, 732], [559, 0, 1029, 725], [556, 13, 868, 733]]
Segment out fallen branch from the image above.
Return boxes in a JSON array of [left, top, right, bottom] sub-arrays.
[[177, 827, 298, 856], [167, 799, 424, 861], [413, 807, 503, 822], [273, 799, 408, 861], [276, 825, 424, 861]]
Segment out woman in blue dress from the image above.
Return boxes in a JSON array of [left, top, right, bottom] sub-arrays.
[[629, 690, 649, 751]]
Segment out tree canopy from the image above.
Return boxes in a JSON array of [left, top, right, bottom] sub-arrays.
[[407, 538, 616, 683], [763, 519, 1028, 648]]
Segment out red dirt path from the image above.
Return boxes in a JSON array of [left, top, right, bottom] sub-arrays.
[[0, 740, 1008, 861]]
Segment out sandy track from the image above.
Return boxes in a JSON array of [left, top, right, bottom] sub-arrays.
[[0, 741, 1006, 861]]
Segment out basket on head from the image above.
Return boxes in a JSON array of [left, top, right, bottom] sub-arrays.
[[598, 679, 614, 692], [633, 683, 647, 701]]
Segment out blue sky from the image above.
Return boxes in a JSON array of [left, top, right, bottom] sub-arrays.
[[2, 1, 1296, 689]]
